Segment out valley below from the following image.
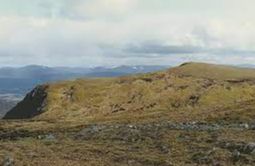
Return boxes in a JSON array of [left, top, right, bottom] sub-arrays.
[[0, 63, 255, 166], [0, 94, 22, 118]]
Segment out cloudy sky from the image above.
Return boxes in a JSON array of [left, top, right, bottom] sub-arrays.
[[0, 0, 255, 67]]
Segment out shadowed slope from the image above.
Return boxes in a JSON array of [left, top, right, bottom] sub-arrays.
[[3, 85, 48, 119]]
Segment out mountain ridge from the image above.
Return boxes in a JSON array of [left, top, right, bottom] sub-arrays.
[[4, 62, 255, 122]]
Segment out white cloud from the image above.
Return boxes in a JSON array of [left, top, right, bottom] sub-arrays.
[[0, 0, 254, 66], [73, 0, 138, 18]]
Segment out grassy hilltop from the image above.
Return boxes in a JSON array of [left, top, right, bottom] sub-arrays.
[[1, 62, 255, 165], [4, 62, 255, 123]]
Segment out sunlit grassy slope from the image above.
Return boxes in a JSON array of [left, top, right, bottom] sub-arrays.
[[4, 62, 255, 123], [171, 62, 255, 80]]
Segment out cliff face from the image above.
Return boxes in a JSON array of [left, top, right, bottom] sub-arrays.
[[3, 62, 255, 122], [3, 85, 48, 119]]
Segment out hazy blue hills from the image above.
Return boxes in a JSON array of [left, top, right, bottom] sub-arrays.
[[0, 65, 169, 94]]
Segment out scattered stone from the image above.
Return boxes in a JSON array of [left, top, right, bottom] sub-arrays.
[[232, 150, 241, 162], [251, 149, 255, 156], [75, 122, 253, 142], [212, 160, 221, 166], [2, 156, 14, 166], [240, 123, 249, 129], [189, 95, 200, 105], [191, 152, 211, 164], [244, 143, 255, 154], [45, 134, 56, 140], [250, 123, 255, 130], [156, 144, 170, 154], [38, 133, 56, 141], [0, 129, 43, 141], [127, 159, 136, 165]]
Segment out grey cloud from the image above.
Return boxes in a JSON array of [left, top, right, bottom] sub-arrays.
[[124, 43, 205, 55], [123, 42, 255, 57], [191, 26, 219, 46], [210, 48, 255, 56]]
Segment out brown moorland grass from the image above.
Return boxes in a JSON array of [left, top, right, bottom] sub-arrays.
[[1, 62, 255, 165]]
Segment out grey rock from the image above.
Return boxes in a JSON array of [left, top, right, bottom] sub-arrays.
[[251, 149, 255, 156], [45, 134, 56, 140], [2, 156, 14, 166], [240, 123, 249, 129], [250, 124, 255, 130], [38, 133, 56, 141], [212, 160, 222, 166], [244, 143, 255, 154], [157, 144, 170, 154], [127, 159, 136, 165], [232, 150, 241, 161]]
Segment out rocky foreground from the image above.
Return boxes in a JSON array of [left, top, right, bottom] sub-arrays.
[[0, 120, 254, 166]]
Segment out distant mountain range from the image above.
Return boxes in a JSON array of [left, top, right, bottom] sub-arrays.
[[237, 64, 255, 68], [0, 65, 169, 94]]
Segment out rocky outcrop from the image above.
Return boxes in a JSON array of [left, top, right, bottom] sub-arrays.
[[3, 85, 48, 119]]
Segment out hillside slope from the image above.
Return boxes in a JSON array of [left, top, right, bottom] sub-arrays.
[[2, 62, 255, 166], [4, 62, 255, 123]]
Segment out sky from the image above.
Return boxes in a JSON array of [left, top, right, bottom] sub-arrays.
[[0, 0, 255, 67]]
